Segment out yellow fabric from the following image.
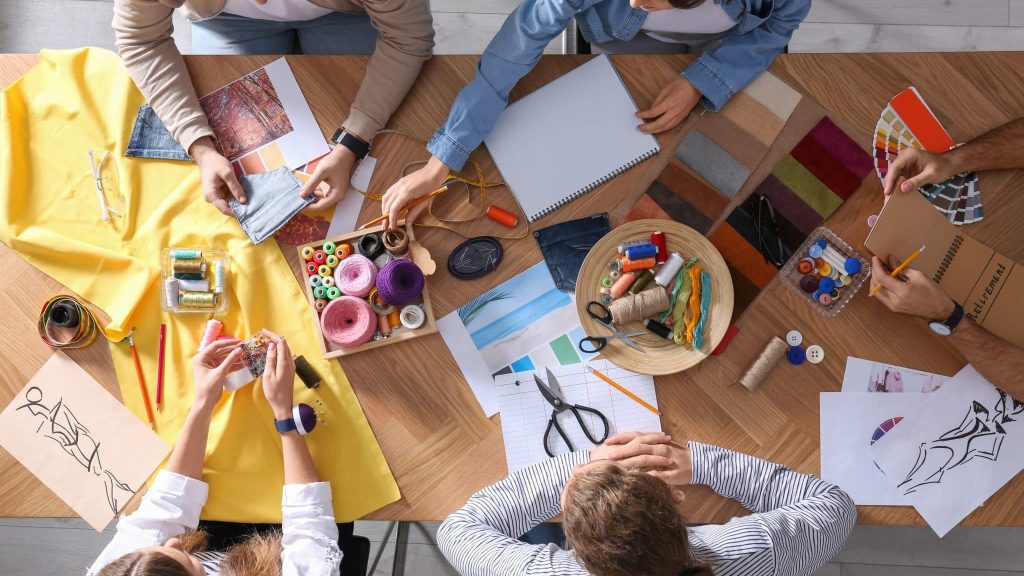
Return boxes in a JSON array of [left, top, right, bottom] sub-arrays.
[[0, 48, 399, 522]]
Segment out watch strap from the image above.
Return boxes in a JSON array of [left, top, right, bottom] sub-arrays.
[[331, 129, 370, 160], [274, 417, 297, 434], [944, 300, 965, 332]]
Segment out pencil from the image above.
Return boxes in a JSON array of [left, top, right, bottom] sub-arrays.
[[356, 185, 448, 230], [870, 244, 926, 296], [588, 365, 661, 416], [156, 324, 166, 411], [127, 330, 155, 429]]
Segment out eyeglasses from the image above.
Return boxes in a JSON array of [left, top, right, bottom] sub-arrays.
[[753, 194, 785, 267]]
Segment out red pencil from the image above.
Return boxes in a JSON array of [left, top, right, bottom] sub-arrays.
[[157, 324, 166, 411]]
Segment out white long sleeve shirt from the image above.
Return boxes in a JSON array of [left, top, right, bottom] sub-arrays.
[[86, 470, 342, 576], [437, 442, 856, 576]]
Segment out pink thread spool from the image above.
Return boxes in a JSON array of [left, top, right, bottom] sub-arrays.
[[334, 254, 377, 298], [198, 319, 223, 352], [321, 296, 376, 348]]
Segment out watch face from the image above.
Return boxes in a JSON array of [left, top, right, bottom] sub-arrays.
[[929, 321, 952, 336]]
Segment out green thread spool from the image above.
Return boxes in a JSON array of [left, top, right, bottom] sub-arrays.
[[323, 242, 337, 255], [629, 269, 655, 295], [313, 285, 328, 299], [179, 291, 217, 309]]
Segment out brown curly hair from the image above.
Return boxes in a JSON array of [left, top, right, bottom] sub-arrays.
[[564, 464, 714, 576], [98, 530, 284, 576]]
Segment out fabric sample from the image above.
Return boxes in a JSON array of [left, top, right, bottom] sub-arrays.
[[717, 91, 787, 148], [790, 135, 863, 200], [125, 104, 192, 161], [772, 155, 843, 219], [807, 116, 874, 179], [645, 181, 713, 234], [697, 109, 770, 170], [232, 167, 314, 244], [675, 130, 751, 198], [655, 159, 729, 220], [753, 174, 822, 236], [741, 70, 803, 121], [534, 213, 610, 292], [707, 223, 778, 289]]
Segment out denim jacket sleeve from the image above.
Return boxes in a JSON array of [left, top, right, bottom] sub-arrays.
[[682, 0, 810, 112], [427, 0, 604, 171]]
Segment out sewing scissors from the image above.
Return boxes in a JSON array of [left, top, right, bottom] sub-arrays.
[[535, 368, 610, 457], [578, 301, 646, 354]]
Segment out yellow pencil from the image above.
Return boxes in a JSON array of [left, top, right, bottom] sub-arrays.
[[356, 185, 448, 230], [870, 244, 926, 296], [588, 365, 661, 416]]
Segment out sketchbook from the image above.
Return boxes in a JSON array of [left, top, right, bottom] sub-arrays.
[[484, 54, 660, 222]]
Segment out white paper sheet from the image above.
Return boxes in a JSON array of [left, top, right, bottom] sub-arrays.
[[841, 356, 949, 393], [496, 360, 662, 473], [326, 156, 377, 238], [870, 365, 1024, 536], [263, 58, 331, 168]]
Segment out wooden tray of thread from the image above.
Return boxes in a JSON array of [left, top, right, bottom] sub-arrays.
[[575, 220, 734, 375], [161, 247, 230, 314], [295, 224, 437, 359]]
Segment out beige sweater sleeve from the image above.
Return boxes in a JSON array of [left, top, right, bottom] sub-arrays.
[[113, 0, 214, 154]]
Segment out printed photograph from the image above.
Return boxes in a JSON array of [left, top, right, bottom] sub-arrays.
[[200, 68, 294, 160], [868, 365, 945, 393]]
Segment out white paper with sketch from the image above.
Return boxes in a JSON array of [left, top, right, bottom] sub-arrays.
[[496, 360, 661, 473], [0, 351, 171, 531], [841, 356, 949, 393], [870, 365, 1024, 537]]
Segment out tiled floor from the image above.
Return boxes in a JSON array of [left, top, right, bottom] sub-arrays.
[[1, 1, 1024, 575]]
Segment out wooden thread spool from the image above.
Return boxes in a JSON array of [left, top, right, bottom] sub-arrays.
[[608, 287, 669, 324], [739, 336, 788, 390]]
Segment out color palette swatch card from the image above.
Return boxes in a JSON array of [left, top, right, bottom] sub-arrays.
[[873, 87, 983, 225]]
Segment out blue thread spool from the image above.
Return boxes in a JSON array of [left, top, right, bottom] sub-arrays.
[[624, 243, 658, 260], [309, 275, 322, 287]]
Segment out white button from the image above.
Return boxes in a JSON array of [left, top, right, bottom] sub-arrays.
[[806, 344, 825, 364], [786, 330, 803, 347]]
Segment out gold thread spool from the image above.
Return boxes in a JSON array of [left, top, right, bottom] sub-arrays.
[[739, 336, 788, 391], [608, 287, 669, 324], [382, 229, 409, 255], [179, 291, 217, 309], [173, 258, 206, 274]]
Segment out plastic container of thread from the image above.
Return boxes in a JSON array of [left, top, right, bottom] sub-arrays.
[[160, 247, 230, 314], [779, 227, 870, 318]]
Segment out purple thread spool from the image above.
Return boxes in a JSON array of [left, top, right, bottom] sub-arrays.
[[376, 258, 425, 307]]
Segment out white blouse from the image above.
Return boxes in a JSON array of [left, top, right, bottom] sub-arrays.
[[222, 0, 333, 21], [641, 2, 738, 42], [86, 470, 342, 576]]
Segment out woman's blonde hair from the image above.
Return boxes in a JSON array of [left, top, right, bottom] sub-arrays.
[[98, 530, 284, 576]]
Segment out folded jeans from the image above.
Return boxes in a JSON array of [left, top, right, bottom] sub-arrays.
[[534, 213, 610, 293]]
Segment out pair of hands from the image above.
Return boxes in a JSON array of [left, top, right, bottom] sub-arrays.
[[191, 329, 297, 419], [590, 431, 693, 486], [191, 137, 357, 216], [379, 77, 702, 229]]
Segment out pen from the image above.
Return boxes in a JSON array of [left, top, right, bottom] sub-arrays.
[[357, 185, 448, 230], [127, 328, 155, 429], [156, 324, 166, 411], [870, 244, 926, 296], [588, 365, 661, 416]]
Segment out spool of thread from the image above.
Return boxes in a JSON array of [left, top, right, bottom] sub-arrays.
[[334, 255, 377, 298], [358, 233, 385, 260], [628, 269, 655, 295], [374, 252, 393, 269], [608, 288, 669, 324], [294, 355, 321, 389], [178, 278, 210, 292], [174, 272, 205, 281], [609, 269, 621, 279], [318, 265, 332, 277], [609, 271, 636, 298], [621, 256, 656, 273], [400, 304, 425, 329], [170, 249, 201, 260], [326, 254, 340, 268], [654, 252, 685, 287], [313, 250, 327, 264], [321, 275, 336, 288], [378, 313, 392, 336], [369, 288, 396, 315], [650, 231, 667, 263], [51, 300, 81, 328], [179, 291, 217, 309], [382, 229, 409, 255], [305, 262, 318, 276], [172, 258, 206, 274], [486, 205, 519, 228], [314, 298, 327, 312], [198, 319, 223, 351], [163, 278, 179, 309], [309, 275, 322, 287], [214, 260, 226, 293], [376, 259, 425, 307], [337, 243, 352, 259], [321, 296, 377, 348], [608, 259, 622, 273], [326, 286, 342, 300], [617, 240, 648, 253], [388, 308, 401, 328], [739, 336, 788, 391], [600, 276, 614, 289], [624, 243, 657, 260], [323, 241, 337, 255], [314, 285, 328, 299], [301, 246, 315, 261], [643, 318, 672, 339]]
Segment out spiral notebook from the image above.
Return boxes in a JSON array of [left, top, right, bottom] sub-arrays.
[[484, 54, 660, 222]]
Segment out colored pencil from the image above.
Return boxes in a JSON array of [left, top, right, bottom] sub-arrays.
[[156, 324, 166, 411], [127, 329, 155, 429], [870, 244, 926, 296], [356, 185, 448, 230], [588, 365, 661, 416]]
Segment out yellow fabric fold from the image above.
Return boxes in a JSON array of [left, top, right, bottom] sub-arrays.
[[0, 48, 399, 522]]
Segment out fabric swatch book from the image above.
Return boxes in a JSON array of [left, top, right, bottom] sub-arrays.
[[865, 190, 1023, 348], [484, 54, 660, 222]]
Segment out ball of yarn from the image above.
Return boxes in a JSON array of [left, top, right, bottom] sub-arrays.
[[334, 254, 377, 298], [321, 296, 376, 348], [376, 258, 425, 307]]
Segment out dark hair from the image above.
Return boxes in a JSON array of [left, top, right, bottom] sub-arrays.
[[669, 0, 708, 8]]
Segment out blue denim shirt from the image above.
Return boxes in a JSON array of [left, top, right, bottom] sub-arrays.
[[427, 0, 810, 171]]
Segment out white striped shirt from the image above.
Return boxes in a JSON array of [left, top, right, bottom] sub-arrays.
[[437, 442, 856, 576]]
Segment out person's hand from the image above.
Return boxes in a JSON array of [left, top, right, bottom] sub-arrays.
[[870, 256, 955, 321], [882, 147, 956, 196], [380, 156, 449, 230], [636, 77, 701, 134], [190, 137, 247, 216], [260, 329, 296, 420], [191, 338, 242, 414], [591, 431, 675, 469], [300, 145, 357, 211]]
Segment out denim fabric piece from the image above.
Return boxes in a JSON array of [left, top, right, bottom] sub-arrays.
[[534, 213, 610, 293], [231, 168, 313, 244], [125, 105, 192, 161]]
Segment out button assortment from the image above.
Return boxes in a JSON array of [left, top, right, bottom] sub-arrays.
[[784, 328, 825, 368], [783, 228, 869, 318]]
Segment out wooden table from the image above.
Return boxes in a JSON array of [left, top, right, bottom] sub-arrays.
[[2, 52, 1023, 528]]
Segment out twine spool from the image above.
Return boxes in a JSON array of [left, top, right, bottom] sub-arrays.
[[334, 255, 377, 297], [376, 258, 425, 307], [179, 291, 217, 309], [608, 288, 669, 324], [739, 336, 788, 390], [321, 296, 376, 348], [400, 304, 425, 329], [382, 229, 409, 255], [358, 233, 385, 260]]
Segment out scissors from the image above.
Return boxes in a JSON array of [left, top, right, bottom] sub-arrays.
[[535, 367, 610, 457], [578, 301, 646, 354]]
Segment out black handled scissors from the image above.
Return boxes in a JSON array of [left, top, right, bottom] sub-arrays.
[[535, 367, 610, 457], [578, 301, 646, 354]]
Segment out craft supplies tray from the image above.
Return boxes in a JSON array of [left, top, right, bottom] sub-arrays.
[[160, 247, 230, 314], [575, 220, 734, 375], [779, 227, 870, 318], [296, 224, 437, 359]]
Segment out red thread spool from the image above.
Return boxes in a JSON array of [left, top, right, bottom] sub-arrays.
[[621, 256, 656, 272], [305, 262, 318, 276], [650, 231, 667, 263], [486, 205, 519, 228], [313, 250, 327, 264]]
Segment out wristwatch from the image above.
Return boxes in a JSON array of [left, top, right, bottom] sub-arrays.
[[331, 128, 370, 160], [929, 300, 964, 336], [274, 416, 297, 434]]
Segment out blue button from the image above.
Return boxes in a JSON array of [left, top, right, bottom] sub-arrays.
[[808, 245, 823, 259], [844, 257, 862, 275], [815, 239, 828, 249], [819, 277, 836, 293], [787, 347, 806, 365]]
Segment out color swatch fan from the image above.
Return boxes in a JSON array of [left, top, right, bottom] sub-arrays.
[[873, 87, 982, 225]]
